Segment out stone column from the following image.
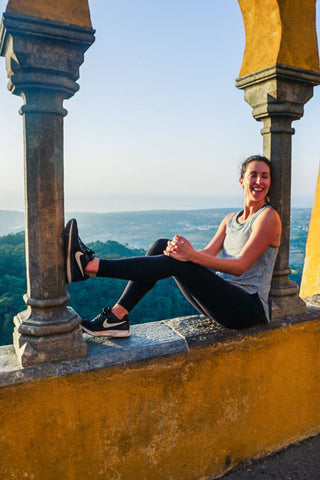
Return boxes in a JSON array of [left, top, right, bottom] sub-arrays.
[[236, 65, 320, 319], [0, 13, 95, 366]]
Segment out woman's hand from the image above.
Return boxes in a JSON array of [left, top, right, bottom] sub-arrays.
[[164, 235, 195, 262]]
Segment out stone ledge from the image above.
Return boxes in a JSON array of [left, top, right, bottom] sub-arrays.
[[1, 306, 320, 480], [164, 304, 320, 347], [0, 320, 187, 387], [1, 306, 320, 388]]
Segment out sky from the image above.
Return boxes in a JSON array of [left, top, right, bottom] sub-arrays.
[[0, 0, 320, 212]]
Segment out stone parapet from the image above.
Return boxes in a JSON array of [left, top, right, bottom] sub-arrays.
[[1, 309, 320, 479]]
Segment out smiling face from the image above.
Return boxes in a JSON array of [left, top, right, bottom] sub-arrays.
[[239, 160, 271, 205]]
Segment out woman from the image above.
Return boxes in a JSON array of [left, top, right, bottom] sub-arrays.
[[65, 155, 281, 337]]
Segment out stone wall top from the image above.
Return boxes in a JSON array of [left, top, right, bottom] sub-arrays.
[[5, 0, 92, 28], [238, 0, 319, 76], [1, 307, 320, 388]]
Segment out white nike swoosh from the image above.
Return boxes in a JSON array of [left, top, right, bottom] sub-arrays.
[[103, 319, 127, 328], [75, 251, 85, 277]]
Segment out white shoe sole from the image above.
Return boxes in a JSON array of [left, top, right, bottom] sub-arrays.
[[81, 325, 131, 338]]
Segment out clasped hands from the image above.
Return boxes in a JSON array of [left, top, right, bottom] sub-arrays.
[[164, 235, 194, 262]]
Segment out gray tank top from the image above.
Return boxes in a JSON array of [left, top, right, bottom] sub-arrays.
[[218, 206, 278, 322]]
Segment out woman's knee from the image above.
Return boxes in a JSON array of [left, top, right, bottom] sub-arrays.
[[146, 238, 169, 256]]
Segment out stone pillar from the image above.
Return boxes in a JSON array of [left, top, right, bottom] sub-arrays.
[[236, 65, 320, 319], [0, 12, 95, 366]]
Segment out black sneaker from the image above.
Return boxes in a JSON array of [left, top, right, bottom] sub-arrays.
[[81, 307, 130, 337], [65, 218, 95, 283]]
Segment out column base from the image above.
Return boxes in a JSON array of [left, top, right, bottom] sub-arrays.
[[270, 294, 306, 320], [13, 306, 87, 367], [269, 273, 306, 320]]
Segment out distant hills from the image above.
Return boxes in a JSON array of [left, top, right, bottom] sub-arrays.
[[0, 209, 230, 248], [0, 207, 312, 251]]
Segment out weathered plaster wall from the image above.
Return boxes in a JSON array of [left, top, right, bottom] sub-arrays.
[[238, 0, 319, 76], [5, 0, 92, 27], [1, 317, 320, 480]]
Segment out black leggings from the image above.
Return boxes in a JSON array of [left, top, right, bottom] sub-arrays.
[[97, 238, 267, 330]]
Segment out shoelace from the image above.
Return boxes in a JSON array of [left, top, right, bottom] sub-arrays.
[[90, 307, 128, 326], [91, 307, 111, 325], [78, 236, 95, 258]]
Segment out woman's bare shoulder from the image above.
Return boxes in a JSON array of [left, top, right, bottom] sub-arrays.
[[259, 206, 281, 224], [223, 212, 236, 223], [214, 212, 236, 232], [254, 207, 281, 246]]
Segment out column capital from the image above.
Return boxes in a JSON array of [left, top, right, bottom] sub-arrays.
[[236, 63, 320, 89], [0, 12, 95, 113], [236, 64, 320, 122]]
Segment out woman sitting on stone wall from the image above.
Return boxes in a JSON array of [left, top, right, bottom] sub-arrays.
[[65, 155, 281, 337]]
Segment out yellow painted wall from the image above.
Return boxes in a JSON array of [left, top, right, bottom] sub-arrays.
[[1, 319, 320, 480], [300, 164, 320, 297], [238, 0, 319, 76], [4, 1, 319, 72], [5, 0, 92, 28]]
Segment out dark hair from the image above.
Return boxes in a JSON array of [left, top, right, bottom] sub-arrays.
[[240, 155, 272, 179], [240, 155, 272, 203]]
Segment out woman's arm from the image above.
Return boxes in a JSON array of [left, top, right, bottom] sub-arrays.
[[164, 208, 281, 276], [199, 212, 234, 257], [165, 213, 232, 262]]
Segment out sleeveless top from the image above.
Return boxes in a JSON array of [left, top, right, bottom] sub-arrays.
[[218, 206, 278, 322]]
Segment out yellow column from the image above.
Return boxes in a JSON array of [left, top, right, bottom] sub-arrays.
[[5, 0, 92, 27], [238, 0, 319, 76], [300, 164, 320, 297]]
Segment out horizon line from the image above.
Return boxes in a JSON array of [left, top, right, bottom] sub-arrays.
[[0, 205, 313, 215]]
